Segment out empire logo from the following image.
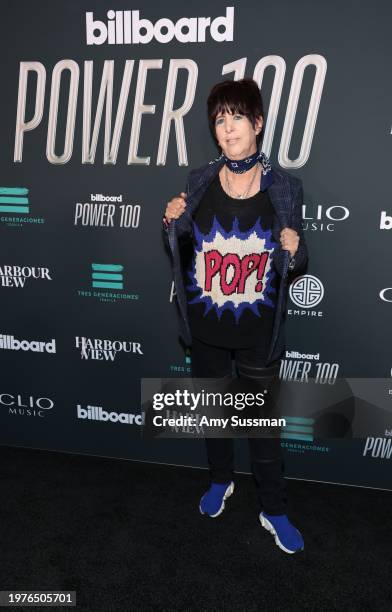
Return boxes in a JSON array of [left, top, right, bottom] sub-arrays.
[[86, 7, 234, 45], [288, 275, 324, 317]]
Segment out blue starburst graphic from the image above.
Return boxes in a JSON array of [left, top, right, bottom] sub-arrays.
[[186, 216, 277, 322]]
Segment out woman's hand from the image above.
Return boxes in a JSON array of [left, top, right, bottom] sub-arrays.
[[164, 192, 187, 224], [280, 228, 299, 257]]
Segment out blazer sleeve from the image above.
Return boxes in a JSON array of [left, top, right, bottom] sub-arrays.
[[162, 175, 193, 248], [288, 179, 308, 275]]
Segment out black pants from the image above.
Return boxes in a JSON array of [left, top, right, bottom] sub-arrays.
[[191, 336, 287, 515]]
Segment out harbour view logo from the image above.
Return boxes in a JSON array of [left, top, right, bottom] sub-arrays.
[[288, 274, 324, 318], [77, 262, 139, 303], [75, 336, 143, 360], [0, 334, 56, 354], [0, 186, 45, 228], [74, 194, 141, 228], [77, 404, 144, 425], [0, 265, 52, 288], [0, 393, 54, 418], [86, 7, 234, 45], [302, 204, 350, 232]]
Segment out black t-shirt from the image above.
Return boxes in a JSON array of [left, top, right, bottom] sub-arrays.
[[185, 173, 279, 349]]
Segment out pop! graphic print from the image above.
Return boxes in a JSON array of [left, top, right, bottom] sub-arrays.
[[187, 216, 276, 322]]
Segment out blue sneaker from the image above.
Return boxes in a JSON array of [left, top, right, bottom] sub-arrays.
[[199, 482, 234, 517], [259, 512, 304, 554]]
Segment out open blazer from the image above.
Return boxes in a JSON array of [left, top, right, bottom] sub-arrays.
[[163, 152, 308, 366]]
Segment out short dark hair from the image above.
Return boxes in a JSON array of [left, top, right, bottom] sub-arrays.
[[207, 78, 264, 148]]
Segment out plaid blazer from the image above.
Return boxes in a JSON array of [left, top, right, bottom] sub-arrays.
[[163, 153, 308, 364]]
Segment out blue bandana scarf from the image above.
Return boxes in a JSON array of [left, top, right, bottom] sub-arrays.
[[223, 149, 272, 175]]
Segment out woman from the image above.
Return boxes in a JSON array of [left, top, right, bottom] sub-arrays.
[[163, 78, 308, 554]]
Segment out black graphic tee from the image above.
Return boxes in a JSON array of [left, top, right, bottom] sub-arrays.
[[186, 173, 279, 349]]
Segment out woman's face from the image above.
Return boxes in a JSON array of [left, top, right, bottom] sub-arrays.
[[214, 110, 263, 160]]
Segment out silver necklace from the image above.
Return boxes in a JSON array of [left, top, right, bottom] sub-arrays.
[[224, 162, 260, 199]]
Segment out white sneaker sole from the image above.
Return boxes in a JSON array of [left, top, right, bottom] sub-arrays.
[[199, 482, 235, 518], [259, 514, 304, 554]]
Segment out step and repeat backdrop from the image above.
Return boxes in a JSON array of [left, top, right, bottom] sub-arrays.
[[1, 0, 391, 489]]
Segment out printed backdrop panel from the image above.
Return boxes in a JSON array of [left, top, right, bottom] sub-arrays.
[[1, 0, 391, 489]]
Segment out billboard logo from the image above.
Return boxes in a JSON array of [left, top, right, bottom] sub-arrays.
[[91, 263, 123, 290], [380, 211, 392, 230], [289, 275, 324, 308], [0, 187, 29, 213], [281, 416, 315, 442], [0, 334, 56, 354], [86, 7, 235, 46], [285, 350, 320, 360], [74, 195, 141, 229], [77, 404, 143, 425]]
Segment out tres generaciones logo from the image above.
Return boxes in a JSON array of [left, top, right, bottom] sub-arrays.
[[86, 7, 234, 45], [91, 263, 124, 290], [0, 187, 45, 227], [77, 262, 139, 302], [0, 187, 29, 213]]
